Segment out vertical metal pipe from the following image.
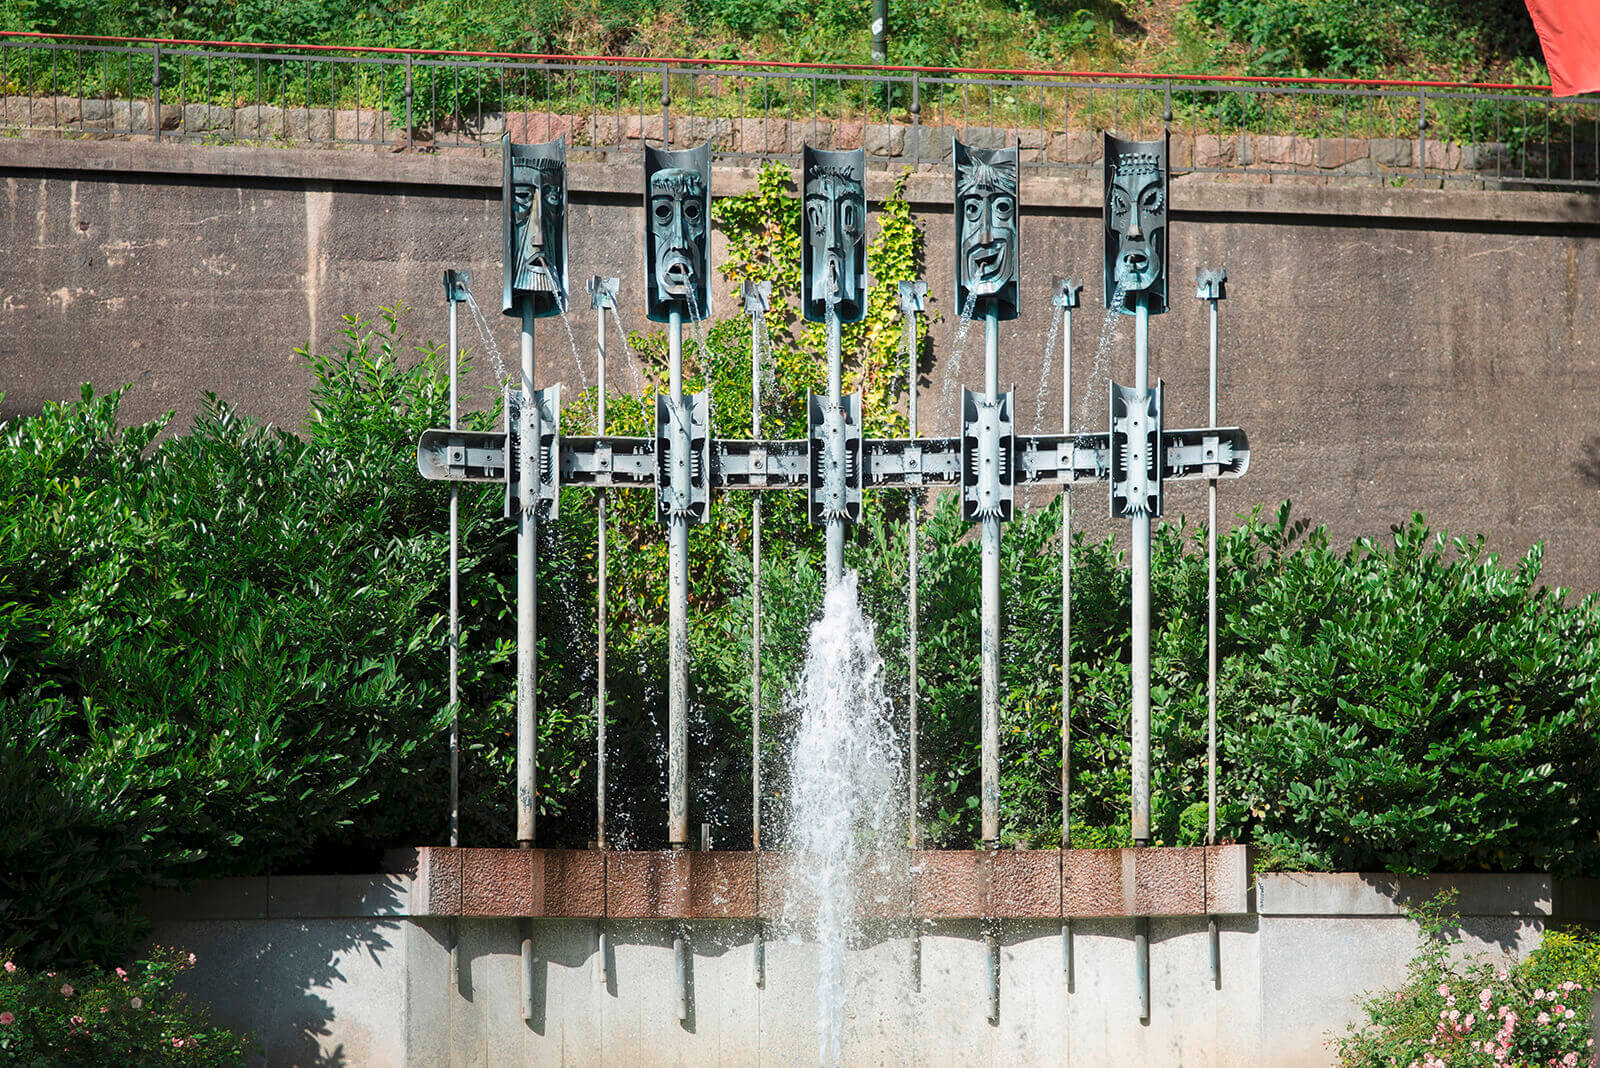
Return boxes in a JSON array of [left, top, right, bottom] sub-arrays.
[[668, 307, 690, 850], [986, 924, 1001, 1025], [517, 300, 538, 848], [521, 921, 536, 1021], [980, 304, 1002, 848], [1131, 297, 1151, 847], [447, 281, 461, 850], [824, 307, 845, 588], [750, 302, 764, 851], [674, 927, 690, 1022], [905, 293, 921, 850], [871, 0, 888, 65], [1135, 916, 1150, 1021], [594, 281, 611, 990], [1061, 301, 1073, 848], [1062, 919, 1074, 991], [596, 293, 609, 850], [750, 294, 766, 988], [1207, 294, 1219, 846], [1209, 916, 1220, 987]]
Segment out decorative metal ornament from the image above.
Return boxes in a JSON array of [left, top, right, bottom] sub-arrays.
[[644, 143, 712, 323], [801, 146, 867, 324], [953, 139, 1021, 321], [1103, 132, 1170, 315], [501, 135, 569, 318]]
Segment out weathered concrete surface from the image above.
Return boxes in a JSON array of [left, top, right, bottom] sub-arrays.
[[401, 845, 1244, 919], [144, 870, 1598, 1067], [3, 139, 1599, 589]]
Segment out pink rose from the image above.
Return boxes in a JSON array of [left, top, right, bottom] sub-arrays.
[[59, 983, 73, 997], [2, 962, 13, 973], [69, 1015, 83, 1025], [115, 968, 127, 981], [1438, 984, 1451, 997], [0, 1012, 14, 1026], [1538, 1012, 1551, 1025]]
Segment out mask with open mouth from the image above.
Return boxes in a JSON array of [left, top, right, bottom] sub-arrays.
[[502, 136, 568, 319], [801, 146, 867, 324], [645, 143, 712, 323], [954, 139, 1021, 322], [1103, 132, 1169, 315]]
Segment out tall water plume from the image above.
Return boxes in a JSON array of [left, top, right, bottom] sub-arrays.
[[782, 572, 905, 1067]]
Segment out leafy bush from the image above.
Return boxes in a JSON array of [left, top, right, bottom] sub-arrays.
[[0, 946, 249, 1066], [1336, 892, 1595, 1068]]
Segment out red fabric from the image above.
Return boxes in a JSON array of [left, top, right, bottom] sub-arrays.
[[1524, 0, 1600, 96]]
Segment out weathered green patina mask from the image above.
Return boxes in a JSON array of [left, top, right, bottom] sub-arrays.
[[645, 143, 712, 323], [501, 136, 567, 318], [953, 139, 1020, 321], [801, 146, 867, 324], [1103, 132, 1170, 315]]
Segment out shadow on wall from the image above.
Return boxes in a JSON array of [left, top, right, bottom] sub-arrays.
[[147, 875, 407, 1067], [1358, 873, 1545, 956], [1575, 436, 1600, 489]]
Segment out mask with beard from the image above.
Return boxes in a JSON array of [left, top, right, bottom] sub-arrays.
[[954, 139, 1021, 322]]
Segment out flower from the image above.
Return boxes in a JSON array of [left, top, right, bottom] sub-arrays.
[[0, 1012, 14, 1026], [99, 1007, 108, 1014], [1479, 988, 1494, 1011], [59, 983, 73, 997], [1562, 1054, 1578, 1067], [187, 953, 196, 965], [70, 1015, 83, 1026], [1538, 1012, 1551, 1025], [1438, 984, 1452, 997], [2, 962, 13, 974], [115, 967, 127, 981], [1564, 1008, 1575, 1019], [172, 1038, 184, 1048]]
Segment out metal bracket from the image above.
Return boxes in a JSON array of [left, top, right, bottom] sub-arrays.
[[961, 389, 1016, 522], [588, 275, 619, 311], [1110, 381, 1162, 519], [742, 279, 772, 315], [808, 392, 863, 525], [717, 438, 809, 489], [1051, 277, 1083, 309], [898, 280, 928, 317], [417, 428, 507, 482], [656, 391, 712, 525], [506, 385, 561, 520], [444, 269, 473, 303], [1195, 267, 1228, 302]]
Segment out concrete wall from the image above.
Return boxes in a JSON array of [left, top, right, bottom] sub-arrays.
[[144, 871, 1596, 1067], [3, 139, 1599, 590]]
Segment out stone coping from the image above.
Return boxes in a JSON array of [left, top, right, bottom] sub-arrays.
[[138, 854, 1600, 924], [4, 136, 1598, 228]]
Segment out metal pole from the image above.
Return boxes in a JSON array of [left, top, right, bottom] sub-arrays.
[[871, 0, 888, 65], [668, 307, 690, 850], [744, 279, 769, 989], [1135, 916, 1150, 1021], [900, 280, 925, 993], [1131, 295, 1151, 848], [901, 284, 922, 850], [824, 307, 845, 588], [590, 276, 616, 989], [445, 273, 464, 850], [517, 300, 538, 848], [521, 920, 536, 1022], [980, 302, 1002, 849], [1207, 292, 1219, 845], [1053, 280, 1079, 848]]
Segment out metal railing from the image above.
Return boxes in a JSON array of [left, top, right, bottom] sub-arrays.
[[2, 31, 1597, 189]]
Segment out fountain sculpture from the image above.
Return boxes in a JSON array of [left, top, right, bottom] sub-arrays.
[[415, 130, 1252, 1038]]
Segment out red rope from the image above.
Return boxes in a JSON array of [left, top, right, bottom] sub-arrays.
[[0, 28, 1559, 93]]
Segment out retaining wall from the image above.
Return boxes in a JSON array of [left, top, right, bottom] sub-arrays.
[[142, 868, 1600, 1066], [2, 139, 1599, 590]]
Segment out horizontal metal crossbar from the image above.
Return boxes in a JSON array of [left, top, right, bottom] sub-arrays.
[[418, 427, 1249, 490]]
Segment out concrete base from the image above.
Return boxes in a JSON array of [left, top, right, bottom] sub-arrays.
[[142, 870, 1597, 1066]]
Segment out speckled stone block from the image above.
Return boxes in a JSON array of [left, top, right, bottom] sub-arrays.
[[543, 849, 606, 918], [458, 848, 541, 917], [1062, 848, 1124, 917], [984, 851, 1061, 918]]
